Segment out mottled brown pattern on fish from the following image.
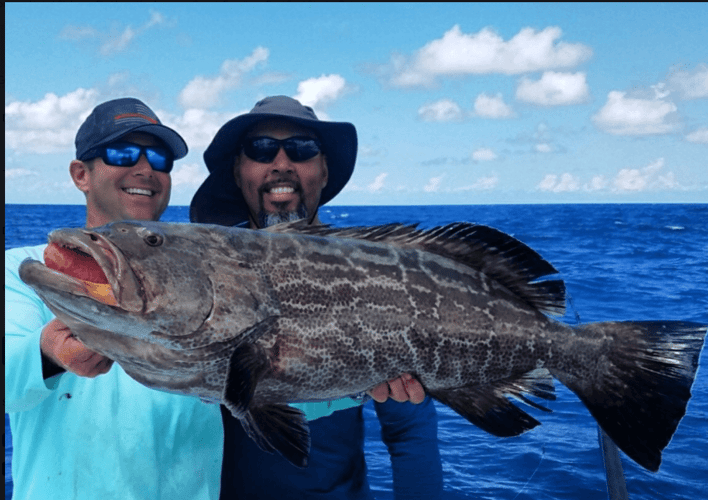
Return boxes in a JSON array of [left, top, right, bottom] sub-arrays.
[[238, 233, 557, 404]]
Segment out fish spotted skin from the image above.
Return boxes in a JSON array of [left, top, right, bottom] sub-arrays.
[[18, 220, 706, 471]]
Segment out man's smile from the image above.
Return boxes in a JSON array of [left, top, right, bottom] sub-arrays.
[[122, 187, 156, 197]]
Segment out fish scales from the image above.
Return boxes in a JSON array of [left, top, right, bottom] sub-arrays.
[[18, 220, 706, 472], [257, 234, 545, 397]]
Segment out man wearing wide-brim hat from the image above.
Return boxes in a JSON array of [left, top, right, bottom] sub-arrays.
[[190, 96, 443, 499], [190, 95, 357, 229]]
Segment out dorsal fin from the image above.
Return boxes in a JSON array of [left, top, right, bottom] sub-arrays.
[[268, 221, 566, 316]]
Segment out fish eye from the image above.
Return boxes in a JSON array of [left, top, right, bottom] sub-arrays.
[[144, 233, 163, 247]]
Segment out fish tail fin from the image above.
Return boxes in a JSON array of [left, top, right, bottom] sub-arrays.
[[553, 321, 706, 472]]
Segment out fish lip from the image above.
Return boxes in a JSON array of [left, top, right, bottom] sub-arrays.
[[46, 228, 144, 313]]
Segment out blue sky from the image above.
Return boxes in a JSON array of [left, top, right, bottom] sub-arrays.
[[5, 2, 707, 206]]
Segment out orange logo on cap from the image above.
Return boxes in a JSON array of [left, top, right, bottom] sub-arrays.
[[114, 113, 158, 124]]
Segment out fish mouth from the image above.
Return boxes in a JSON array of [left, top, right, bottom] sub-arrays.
[[22, 228, 144, 313]]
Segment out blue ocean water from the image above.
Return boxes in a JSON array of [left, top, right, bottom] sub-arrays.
[[5, 203, 707, 499]]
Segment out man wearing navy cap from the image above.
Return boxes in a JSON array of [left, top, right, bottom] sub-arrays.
[[191, 96, 443, 499], [6, 98, 224, 499]]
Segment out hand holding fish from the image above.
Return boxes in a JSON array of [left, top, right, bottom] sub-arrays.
[[40, 318, 114, 378], [369, 373, 426, 404]]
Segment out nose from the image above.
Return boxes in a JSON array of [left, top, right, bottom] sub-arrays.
[[131, 154, 154, 175], [270, 147, 294, 172]]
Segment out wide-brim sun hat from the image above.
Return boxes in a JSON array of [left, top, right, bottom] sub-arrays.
[[189, 95, 357, 226], [75, 97, 187, 161]]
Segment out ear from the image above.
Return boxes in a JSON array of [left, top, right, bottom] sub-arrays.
[[232, 157, 242, 189], [69, 160, 91, 193], [320, 156, 329, 189]]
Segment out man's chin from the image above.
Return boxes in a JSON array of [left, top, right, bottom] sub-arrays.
[[257, 205, 309, 228]]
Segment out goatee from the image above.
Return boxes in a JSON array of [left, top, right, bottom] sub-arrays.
[[257, 204, 309, 228]]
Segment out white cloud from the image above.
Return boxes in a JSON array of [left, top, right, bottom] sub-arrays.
[[586, 175, 608, 191], [171, 162, 209, 188], [666, 63, 708, 100], [592, 91, 678, 135], [100, 10, 168, 56], [58, 10, 170, 56], [5, 88, 99, 153], [368, 173, 388, 192], [179, 47, 269, 109], [5, 168, 40, 179], [418, 99, 463, 122], [162, 107, 242, 150], [387, 25, 592, 88], [424, 176, 444, 192], [471, 148, 497, 162], [686, 127, 708, 143], [537, 173, 580, 192], [516, 71, 590, 106], [456, 174, 499, 191], [612, 158, 679, 192], [535, 143, 553, 153], [58, 25, 99, 41], [294, 74, 348, 114], [101, 26, 136, 55], [473, 93, 514, 118], [539, 158, 685, 194]]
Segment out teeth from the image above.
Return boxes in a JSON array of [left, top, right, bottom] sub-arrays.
[[270, 187, 294, 194], [124, 188, 154, 196]]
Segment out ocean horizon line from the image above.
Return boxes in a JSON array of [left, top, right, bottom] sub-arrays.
[[6, 201, 707, 208]]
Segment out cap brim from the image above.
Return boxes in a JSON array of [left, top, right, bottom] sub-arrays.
[[85, 123, 188, 160]]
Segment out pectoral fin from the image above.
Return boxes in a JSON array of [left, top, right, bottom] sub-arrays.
[[222, 316, 311, 467], [240, 404, 311, 468], [223, 317, 279, 417]]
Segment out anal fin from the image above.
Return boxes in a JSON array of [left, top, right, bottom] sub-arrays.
[[430, 368, 555, 437], [240, 404, 311, 468]]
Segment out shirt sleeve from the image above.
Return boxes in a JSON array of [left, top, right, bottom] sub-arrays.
[[290, 396, 362, 421], [5, 245, 60, 413], [375, 397, 444, 499]]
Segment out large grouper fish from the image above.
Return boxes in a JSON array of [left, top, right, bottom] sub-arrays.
[[19, 220, 706, 471]]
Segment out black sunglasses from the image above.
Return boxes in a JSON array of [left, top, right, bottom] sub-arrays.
[[92, 142, 174, 173], [241, 136, 322, 163]]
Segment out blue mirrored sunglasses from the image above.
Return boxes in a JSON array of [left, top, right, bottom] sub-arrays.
[[92, 142, 174, 173], [241, 136, 322, 163]]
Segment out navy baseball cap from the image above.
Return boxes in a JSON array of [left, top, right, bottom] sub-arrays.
[[190, 95, 357, 226], [75, 98, 187, 161]]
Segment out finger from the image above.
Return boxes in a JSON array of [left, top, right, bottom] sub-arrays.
[[403, 375, 426, 404], [95, 357, 114, 376], [368, 383, 391, 403], [386, 378, 409, 403], [57, 337, 96, 366], [72, 354, 112, 378]]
